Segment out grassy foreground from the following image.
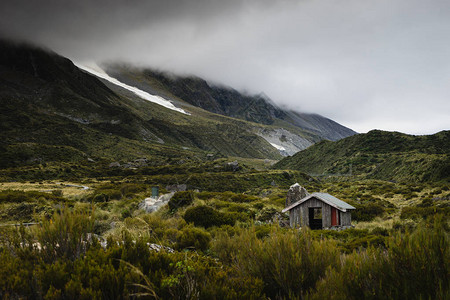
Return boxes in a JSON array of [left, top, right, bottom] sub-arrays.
[[0, 209, 448, 299], [0, 161, 449, 299]]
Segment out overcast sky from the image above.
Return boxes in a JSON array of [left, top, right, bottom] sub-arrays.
[[1, 0, 449, 134]]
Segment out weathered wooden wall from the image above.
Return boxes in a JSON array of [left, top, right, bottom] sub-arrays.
[[289, 197, 352, 228], [289, 197, 332, 228], [340, 211, 352, 226]]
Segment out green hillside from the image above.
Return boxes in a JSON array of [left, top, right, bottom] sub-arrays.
[[104, 64, 356, 142], [273, 130, 450, 182], [0, 40, 288, 167]]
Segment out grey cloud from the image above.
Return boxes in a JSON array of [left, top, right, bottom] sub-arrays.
[[1, 0, 449, 134]]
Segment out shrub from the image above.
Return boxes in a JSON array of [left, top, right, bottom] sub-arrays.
[[168, 191, 194, 211], [370, 227, 389, 236], [195, 191, 218, 200], [310, 217, 449, 300], [105, 190, 122, 200], [417, 198, 433, 207], [175, 225, 211, 251], [252, 202, 264, 210], [392, 220, 416, 233], [352, 202, 385, 221], [227, 226, 340, 299], [0, 216, 263, 299], [157, 252, 263, 299], [256, 207, 279, 222], [121, 209, 132, 219], [92, 193, 109, 203], [0, 190, 65, 203], [51, 190, 63, 197], [120, 183, 146, 198], [254, 225, 271, 239], [3, 202, 40, 222], [225, 203, 248, 213], [183, 205, 235, 228], [344, 235, 387, 252], [35, 207, 95, 262], [400, 206, 450, 220], [93, 220, 110, 235], [230, 194, 258, 203]]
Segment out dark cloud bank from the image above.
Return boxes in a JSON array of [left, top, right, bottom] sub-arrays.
[[1, 0, 449, 134]]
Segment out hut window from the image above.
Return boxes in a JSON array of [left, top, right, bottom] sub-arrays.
[[313, 208, 322, 219]]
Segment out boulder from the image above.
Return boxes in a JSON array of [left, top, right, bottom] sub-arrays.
[[285, 183, 309, 207]]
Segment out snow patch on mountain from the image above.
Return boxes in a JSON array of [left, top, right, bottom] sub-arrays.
[[257, 128, 314, 156], [269, 142, 286, 151], [75, 63, 189, 115]]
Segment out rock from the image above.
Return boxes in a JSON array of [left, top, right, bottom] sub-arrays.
[[109, 162, 121, 168], [279, 219, 290, 227], [140, 192, 175, 213], [285, 183, 309, 207], [227, 160, 239, 171], [166, 184, 187, 192], [147, 243, 175, 253]]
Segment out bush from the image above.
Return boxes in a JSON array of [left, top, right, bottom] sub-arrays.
[[93, 220, 110, 235], [51, 190, 63, 197], [195, 191, 218, 200], [213, 226, 340, 299], [176, 225, 211, 251], [92, 193, 109, 203], [344, 235, 387, 252], [310, 217, 449, 300], [417, 198, 433, 207], [371, 226, 389, 236], [252, 202, 264, 210], [0, 190, 65, 203], [183, 205, 235, 228], [120, 183, 146, 198], [352, 202, 385, 221], [230, 194, 258, 203], [256, 207, 278, 222], [3, 202, 40, 222], [168, 191, 194, 211], [400, 206, 450, 220], [121, 209, 132, 219], [254, 225, 271, 239], [35, 207, 95, 263]]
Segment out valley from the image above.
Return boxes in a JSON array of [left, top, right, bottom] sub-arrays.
[[0, 40, 448, 299]]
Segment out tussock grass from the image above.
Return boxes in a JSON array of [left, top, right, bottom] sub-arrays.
[[354, 217, 395, 230], [0, 181, 92, 198]]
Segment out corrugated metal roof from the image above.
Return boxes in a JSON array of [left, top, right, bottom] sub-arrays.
[[313, 193, 356, 211], [282, 192, 355, 213]]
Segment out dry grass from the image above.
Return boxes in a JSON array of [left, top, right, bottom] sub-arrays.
[[386, 194, 418, 208], [0, 181, 93, 198], [227, 156, 278, 170], [354, 217, 396, 230]]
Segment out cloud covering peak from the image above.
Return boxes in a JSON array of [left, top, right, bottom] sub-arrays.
[[1, 0, 449, 134]]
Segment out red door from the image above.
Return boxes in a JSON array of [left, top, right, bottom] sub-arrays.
[[331, 207, 338, 226]]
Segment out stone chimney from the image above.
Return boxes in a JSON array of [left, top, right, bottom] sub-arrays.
[[285, 183, 309, 207]]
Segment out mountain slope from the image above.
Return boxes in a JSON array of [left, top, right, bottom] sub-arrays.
[[0, 40, 284, 166], [273, 130, 450, 182], [0, 40, 357, 169], [104, 65, 356, 152]]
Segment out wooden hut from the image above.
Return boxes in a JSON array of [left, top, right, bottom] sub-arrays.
[[282, 187, 355, 229]]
